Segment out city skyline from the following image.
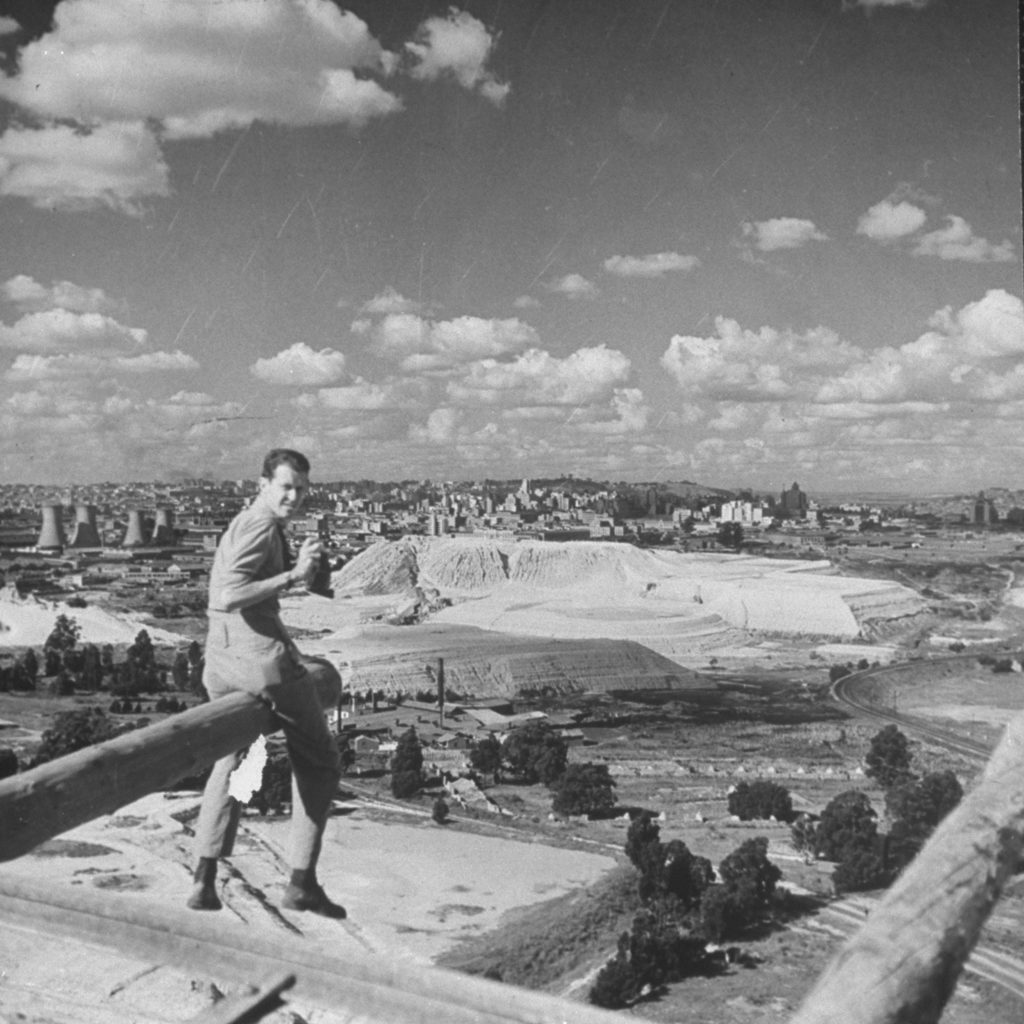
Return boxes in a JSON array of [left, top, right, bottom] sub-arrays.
[[0, 0, 1021, 492]]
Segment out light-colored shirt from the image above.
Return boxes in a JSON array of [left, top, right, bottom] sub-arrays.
[[207, 502, 290, 641]]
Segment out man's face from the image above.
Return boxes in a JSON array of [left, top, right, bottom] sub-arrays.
[[259, 463, 309, 520]]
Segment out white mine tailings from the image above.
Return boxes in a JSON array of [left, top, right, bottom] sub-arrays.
[[0, 587, 182, 647], [312, 538, 926, 693]]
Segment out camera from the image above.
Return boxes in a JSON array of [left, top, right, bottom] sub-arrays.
[[307, 552, 335, 598]]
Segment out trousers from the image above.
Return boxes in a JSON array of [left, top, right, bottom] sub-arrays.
[[193, 611, 342, 869]]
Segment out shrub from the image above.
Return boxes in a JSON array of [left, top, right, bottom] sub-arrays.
[[828, 665, 851, 683], [432, 797, 449, 824], [31, 707, 125, 766], [551, 762, 616, 817], [864, 725, 914, 789], [728, 780, 794, 823]]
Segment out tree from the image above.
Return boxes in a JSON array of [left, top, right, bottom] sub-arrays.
[[832, 849, 891, 894], [187, 640, 205, 697], [171, 651, 190, 690], [865, 724, 914, 789], [718, 836, 781, 907], [716, 521, 743, 550], [469, 734, 503, 779], [502, 722, 567, 785], [813, 790, 878, 862], [45, 614, 81, 656], [699, 837, 780, 942], [0, 747, 18, 779], [22, 647, 38, 684], [31, 708, 125, 766], [661, 839, 714, 910], [391, 727, 423, 798], [728, 780, 795, 823], [551, 762, 616, 817], [790, 813, 818, 860], [80, 644, 102, 690], [44, 647, 62, 678], [886, 769, 963, 867], [625, 813, 665, 879]]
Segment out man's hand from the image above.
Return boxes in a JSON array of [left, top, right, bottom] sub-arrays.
[[293, 537, 323, 586]]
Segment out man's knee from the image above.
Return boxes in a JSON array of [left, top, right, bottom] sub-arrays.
[[304, 657, 341, 706]]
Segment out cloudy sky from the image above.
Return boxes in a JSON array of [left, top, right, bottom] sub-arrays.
[[0, 0, 1020, 492]]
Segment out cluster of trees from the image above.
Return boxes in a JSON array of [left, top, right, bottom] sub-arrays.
[[468, 722, 617, 817], [791, 725, 963, 893], [0, 615, 206, 699], [590, 814, 781, 1008], [389, 723, 618, 820], [727, 780, 795, 823]]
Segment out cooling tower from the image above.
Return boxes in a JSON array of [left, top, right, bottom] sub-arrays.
[[68, 505, 102, 548], [122, 508, 149, 547], [36, 504, 66, 551], [152, 508, 176, 546]]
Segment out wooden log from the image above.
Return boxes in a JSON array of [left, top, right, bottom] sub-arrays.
[[790, 708, 1024, 1024], [0, 692, 275, 862], [0, 876, 625, 1024]]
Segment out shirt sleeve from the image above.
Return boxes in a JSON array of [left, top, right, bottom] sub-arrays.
[[217, 514, 281, 603]]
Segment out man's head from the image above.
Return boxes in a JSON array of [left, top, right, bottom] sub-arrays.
[[258, 448, 310, 520]]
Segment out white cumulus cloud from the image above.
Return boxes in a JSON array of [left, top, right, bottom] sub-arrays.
[[405, 9, 510, 105], [856, 199, 927, 240], [2, 275, 119, 315], [603, 252, 700, 278], [0, 309, 147, 354], [5, 349, 197, 381], [251, 343, 347, 386], [367, 313, 537, 371], [911, 215, 1015, 262], [359, 287, 422, 315], [545, 273, 598, 300], [0, 122, 170, 215], [741, 218, 828, 252], [448, 345, 631, 406], [0, 0, 400, 138], [409, 406, 463, 445]]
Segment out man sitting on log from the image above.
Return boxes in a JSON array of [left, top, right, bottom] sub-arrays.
[[187, 447, 345, 918]]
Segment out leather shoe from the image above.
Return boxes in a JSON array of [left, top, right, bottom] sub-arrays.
[[186, 882, 222, 911], [282, 883, 346, 919]]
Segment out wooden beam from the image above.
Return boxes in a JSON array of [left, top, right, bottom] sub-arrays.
[[790, 708, 1024, 1024], [0, 876, 625, 1024], [0, 693, 274, 862]]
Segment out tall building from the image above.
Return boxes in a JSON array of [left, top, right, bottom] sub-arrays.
[[780, 482, 809, 517]]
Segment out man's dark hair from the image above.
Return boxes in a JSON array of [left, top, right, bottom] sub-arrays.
[[262, 448, 310, 479]]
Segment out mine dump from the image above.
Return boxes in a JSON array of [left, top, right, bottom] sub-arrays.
[[302, 537, 929, 693]]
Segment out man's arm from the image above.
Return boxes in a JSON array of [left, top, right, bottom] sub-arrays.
[[214, 517, 316, 612]]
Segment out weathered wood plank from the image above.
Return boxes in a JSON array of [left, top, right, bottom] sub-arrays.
[[790, 708, 1024, 1024], [0, 876, 625, 1024], [0, 693, 274, 862]]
